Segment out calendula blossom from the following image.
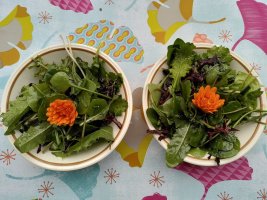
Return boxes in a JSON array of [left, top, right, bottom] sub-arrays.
[[46, 99, 78, 126], [192, 85, 225, 113]]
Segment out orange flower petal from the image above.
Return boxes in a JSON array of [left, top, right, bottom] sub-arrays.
[[46, 99, 78, 126], [192, 85, 225, 113]]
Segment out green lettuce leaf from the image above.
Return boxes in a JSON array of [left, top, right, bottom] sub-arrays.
[[167, 39, 195, 92]]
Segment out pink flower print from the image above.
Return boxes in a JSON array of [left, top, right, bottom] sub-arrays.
[[193, 33, 213, 44]]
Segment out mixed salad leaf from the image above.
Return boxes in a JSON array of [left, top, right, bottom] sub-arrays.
[[147, 38, 265, 167], [1, 53, 128, 157]]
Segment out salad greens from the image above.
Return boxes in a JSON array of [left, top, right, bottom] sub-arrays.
[[147, 38, 265, 167], [1, 53, 128, 157]]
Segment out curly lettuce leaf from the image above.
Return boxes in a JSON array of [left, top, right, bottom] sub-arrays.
[[109, 95, 128, 116], [203, 46, 233, 65], [167, 39, 195, 92]]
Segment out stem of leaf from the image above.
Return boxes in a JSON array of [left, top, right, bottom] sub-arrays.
[[159, 74, 169, 87], [41, 141, 53, 154], [70, 84, 112, 99], [222, 107, 247, 115], [37, 62, 48, 70], [201, 133, 220, 146], [232, 109, 267, 128], [199, 120, 215, 129], [82, 115, 87, 138], [32, 84, 46, 97]]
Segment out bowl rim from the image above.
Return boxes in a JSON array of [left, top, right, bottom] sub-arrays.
[[142, 43, 267, 166], [1, 43, 133, 171]]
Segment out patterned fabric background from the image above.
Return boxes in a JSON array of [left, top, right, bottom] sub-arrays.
[[0, 0, 267, 199]]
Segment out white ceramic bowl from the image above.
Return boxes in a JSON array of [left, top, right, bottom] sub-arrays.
[[142, 43, 267, 166], [1, 44, 132, 171]]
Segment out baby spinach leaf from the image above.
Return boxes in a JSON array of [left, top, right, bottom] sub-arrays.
[[223, 101, 242, 114], [83, 99, 109, 123], [241, 88, 262, 110], [188, 148, 207, 158], [44, 68, 60, 83], [53, 126, 113, 157], [77, 79, 97, 115], [77, 91, 92, 115], [146, 108, 160, 128], [207, 109, 223, 126], [160, 98, 176, 117], [14, 123, 52, 153], [50, 72, 71, 93], [209, 134, 240, 159], [166, 123, 191, 167], [188, 125, 207, 147], [109, 95, 128, 116]]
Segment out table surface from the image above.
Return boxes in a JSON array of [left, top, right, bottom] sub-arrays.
[[0, 0, 267, 200]]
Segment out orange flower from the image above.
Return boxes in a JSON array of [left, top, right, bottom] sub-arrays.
[[192, 85, 225, 113], [46, 99, 78, 126]]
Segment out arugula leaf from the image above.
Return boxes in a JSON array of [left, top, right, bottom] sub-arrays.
[[169, 59, 192, 92], [14, 123, 52, 153], [181, 80, 191, 102], [53, 126, 113, 157], [109, 95, 128, 116], [175, 96, 189, 117], [215, 69, 236, 87], [229, 71, 260, 92], [166, 123, 191, 167], [24, 83, 51, 112], [148, 83, 161, 106], [1, 97, 30, 135]]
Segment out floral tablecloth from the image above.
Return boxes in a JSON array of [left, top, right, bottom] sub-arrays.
[[0, 0, 267, 199]]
